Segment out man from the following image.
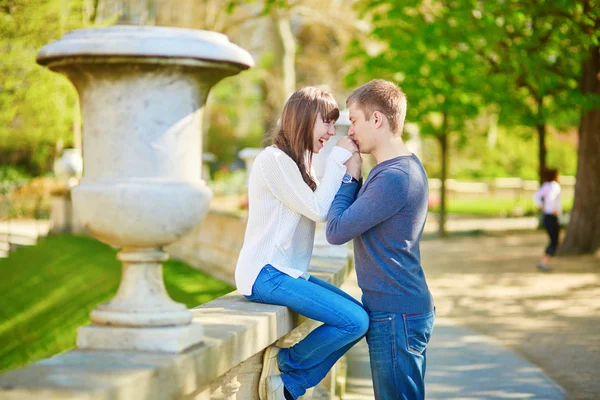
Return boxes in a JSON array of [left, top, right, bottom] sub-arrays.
[[326, 79, 434, 400]]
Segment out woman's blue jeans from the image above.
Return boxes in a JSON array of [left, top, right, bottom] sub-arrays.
[[366, 309, 435, 400], [244, 265, 369, 399]]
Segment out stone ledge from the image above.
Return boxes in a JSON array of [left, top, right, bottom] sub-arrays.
[[0, 256, 349, 400]]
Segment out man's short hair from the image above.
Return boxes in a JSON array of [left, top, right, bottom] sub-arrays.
[[346, 79, 407, 134]]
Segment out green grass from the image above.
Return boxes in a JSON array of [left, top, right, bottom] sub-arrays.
[[0, 235, 234, 373], [430, 195, 574, 217]]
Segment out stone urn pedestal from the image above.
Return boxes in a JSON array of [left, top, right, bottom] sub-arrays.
[[37, 26, 253, 352]]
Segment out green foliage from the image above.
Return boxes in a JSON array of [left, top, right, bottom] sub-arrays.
[[0, 165, 30, 182], [0, 0, 90, 175], [472, 1, 587, 130], [347, 0, 487, 138], [210, 169, 248, 196], [447, 126, 578, 180], [0, 234, 234, 372], [206, 70, 265, 167]]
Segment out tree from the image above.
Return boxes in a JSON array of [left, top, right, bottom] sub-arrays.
[[561, 0, 600, 255], [0, 0, 91, 174], [472, 1, 582, 184], [347, 0, 488, 236]]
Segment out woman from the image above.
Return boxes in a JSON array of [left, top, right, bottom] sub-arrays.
[[533, 168, 562, 272], [235, 87, 368, 400]]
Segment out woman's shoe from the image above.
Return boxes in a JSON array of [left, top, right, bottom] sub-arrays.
[[265, 375, 287, 400], [259, 346, 281, 400], [537, 263, 552, 272]]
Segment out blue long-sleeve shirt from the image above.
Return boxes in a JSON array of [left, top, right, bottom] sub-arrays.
[[326, 154, 434, 315]]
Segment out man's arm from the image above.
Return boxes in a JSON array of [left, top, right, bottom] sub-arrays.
[[326, 171, 407, 245]]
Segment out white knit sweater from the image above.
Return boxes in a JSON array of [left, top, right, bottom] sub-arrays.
[[235, 145, 352, 296]]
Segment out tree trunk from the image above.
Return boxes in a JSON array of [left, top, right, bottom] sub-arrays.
[[537, 97, 547, 185], [89, 0, 99, 23], [263, 8, 297, 134], [438, 112, 449, 237], [560, 44, 600, 255], [276, 11, 296, 100]]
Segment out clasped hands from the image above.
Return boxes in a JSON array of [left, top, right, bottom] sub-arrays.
[[336, 136, 362, 180]]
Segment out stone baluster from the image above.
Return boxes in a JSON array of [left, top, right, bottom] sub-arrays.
[[211, 373, 242, 400], [235, 353, 264, 400], [36, 25, 253, 352]]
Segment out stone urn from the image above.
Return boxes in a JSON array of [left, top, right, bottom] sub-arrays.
[[37, 26, 253, 352]]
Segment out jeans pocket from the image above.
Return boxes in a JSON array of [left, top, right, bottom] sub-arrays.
[[403, 311, 435, 355], [366, 312, 394, 356], [263, 265, 284, 289]]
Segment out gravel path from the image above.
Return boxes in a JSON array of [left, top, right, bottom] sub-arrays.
[[422, 231, 600, 400]]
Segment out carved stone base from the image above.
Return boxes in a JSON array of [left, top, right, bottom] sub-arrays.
[[77, 322, 203, 353]]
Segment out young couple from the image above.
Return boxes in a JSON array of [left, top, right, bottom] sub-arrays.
[[234, 79, 435, 400]]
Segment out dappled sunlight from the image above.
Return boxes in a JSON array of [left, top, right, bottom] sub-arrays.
[[423, 231, 600, 398], [428, 321, 567, 399]]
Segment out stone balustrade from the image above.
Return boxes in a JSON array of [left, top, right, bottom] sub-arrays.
[[0, 233, 351, 399], [428, 176, 575, 199]]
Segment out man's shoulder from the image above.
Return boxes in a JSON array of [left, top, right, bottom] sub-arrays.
[[363, 169, 409, 198], [371, 164, 412, 185], [368, 160, 427, 191]]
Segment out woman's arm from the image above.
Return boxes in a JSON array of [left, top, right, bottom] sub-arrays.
[[545, 182, 562, 216], [261, 147, 352, 222], [533, 183, 548, 208]]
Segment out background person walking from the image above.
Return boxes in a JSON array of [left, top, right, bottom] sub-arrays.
[[533, 168, 563, 272]]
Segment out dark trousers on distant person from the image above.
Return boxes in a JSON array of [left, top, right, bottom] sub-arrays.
[[543, 214, 560, 256]]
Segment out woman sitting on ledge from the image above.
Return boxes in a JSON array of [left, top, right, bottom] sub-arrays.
[[234, 87, 368, 400]]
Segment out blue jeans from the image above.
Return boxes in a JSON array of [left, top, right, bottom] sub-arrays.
[[245, 265, 369, 399], [366, 309, 435, 400]]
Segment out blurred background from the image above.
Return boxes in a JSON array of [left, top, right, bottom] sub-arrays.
[[1, 2, 599, 395], [0, 0, 598, 244]]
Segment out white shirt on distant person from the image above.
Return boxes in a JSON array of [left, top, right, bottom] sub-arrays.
[[533, 181, 562, 216]]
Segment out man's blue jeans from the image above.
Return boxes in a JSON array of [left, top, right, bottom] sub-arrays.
[[245, 265, 369, 399], [366, 309, 435, 400]]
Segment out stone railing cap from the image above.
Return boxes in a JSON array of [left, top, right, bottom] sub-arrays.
[[37, 25, 254, 70]]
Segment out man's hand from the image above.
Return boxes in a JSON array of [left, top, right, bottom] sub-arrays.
[[336, 136, 358, 154], [345, 152, 362, 180]]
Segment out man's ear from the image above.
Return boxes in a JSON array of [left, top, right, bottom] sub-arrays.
[[372, 111, 384, 129]]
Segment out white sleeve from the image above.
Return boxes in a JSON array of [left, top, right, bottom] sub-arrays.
[[533, 183, 547, 207], [546, 182, 562, 214], [261, 147, 352, 222]]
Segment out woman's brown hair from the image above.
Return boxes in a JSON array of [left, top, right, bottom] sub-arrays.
[[543, 168, 559, 183], [270, 87, 339, 191]]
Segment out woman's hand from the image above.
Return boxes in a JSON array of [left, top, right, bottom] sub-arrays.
[[336, 136, 358, 153]]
